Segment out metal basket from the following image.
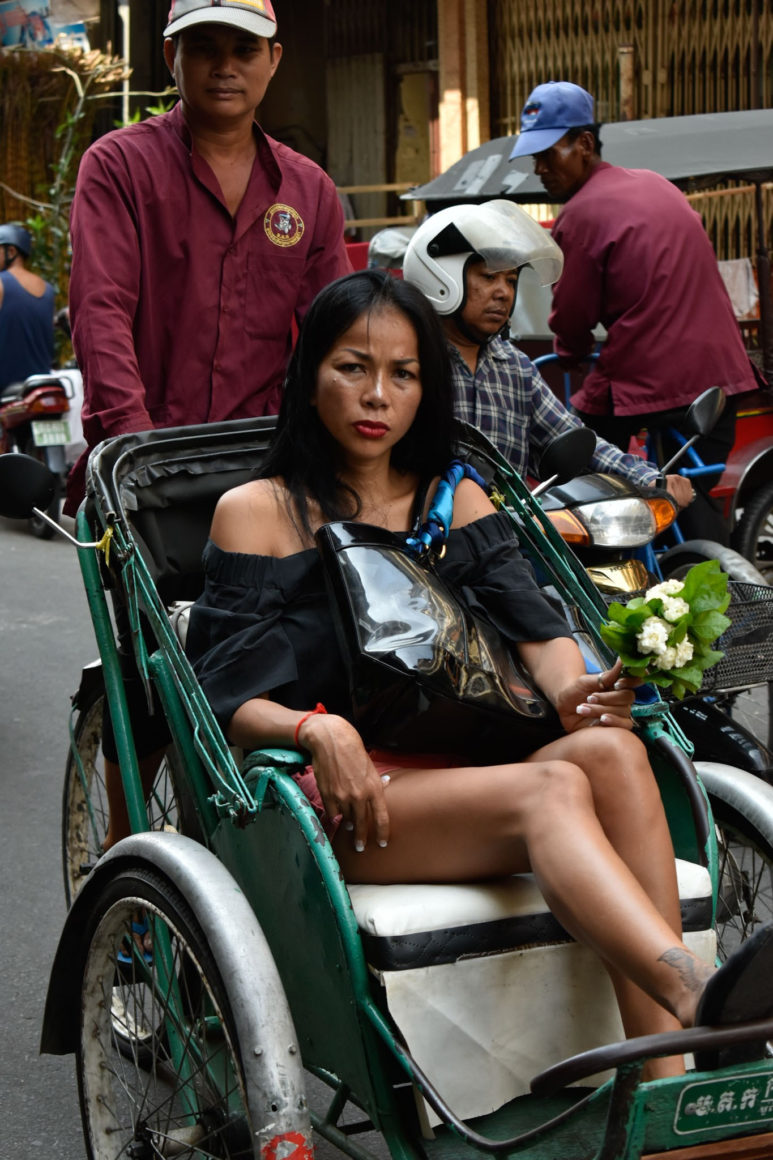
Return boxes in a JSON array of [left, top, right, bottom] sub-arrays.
[[698, 582, 773, 693]]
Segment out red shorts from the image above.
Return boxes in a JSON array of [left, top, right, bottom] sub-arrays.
[[292, 749, 460, 841]]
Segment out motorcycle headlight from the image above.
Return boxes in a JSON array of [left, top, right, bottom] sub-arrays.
[[576, 496, 676, 547]]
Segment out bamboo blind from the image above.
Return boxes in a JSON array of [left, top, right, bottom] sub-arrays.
[[489, 0, 773, 131], [324, 0, 437, 63]]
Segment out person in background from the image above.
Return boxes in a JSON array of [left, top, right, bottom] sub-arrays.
[[402, 201, 694, 510], [0, 224, 55, 392], [66, 0, 350, 851], [509, 81, 760, 544]]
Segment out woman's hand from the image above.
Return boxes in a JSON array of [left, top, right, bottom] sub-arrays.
[[553, 658, 639, 734], [298, 713, 390, 852]]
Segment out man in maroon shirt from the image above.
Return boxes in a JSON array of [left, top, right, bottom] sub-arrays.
[[510, 81, 758, 543], [66, 0, 350, 516], [66, 0, 350, 849]]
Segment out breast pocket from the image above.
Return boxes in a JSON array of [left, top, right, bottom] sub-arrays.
[[243, 232, 309, 341]]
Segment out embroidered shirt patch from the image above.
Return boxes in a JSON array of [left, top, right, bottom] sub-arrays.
[[264, 204, 305, 247]]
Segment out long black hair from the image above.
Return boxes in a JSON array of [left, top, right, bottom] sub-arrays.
[[261, 269, 457, 537]]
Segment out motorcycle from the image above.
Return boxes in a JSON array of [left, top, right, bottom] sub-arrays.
[[0, 365, 84, 538]]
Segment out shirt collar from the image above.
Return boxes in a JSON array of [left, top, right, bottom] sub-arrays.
[[479, 332, 513, 361], [168, 101, 282, 194], [447, 332, 512, 375]]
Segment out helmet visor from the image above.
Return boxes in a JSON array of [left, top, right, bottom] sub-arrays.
[[460, 200, 563, 285]]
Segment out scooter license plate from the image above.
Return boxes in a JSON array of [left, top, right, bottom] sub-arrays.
[[32, 419, 71, 447]]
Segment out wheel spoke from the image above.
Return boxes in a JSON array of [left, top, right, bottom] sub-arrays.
[[63, 692, 187, 905], [79, 877, 255, 1158], [714, 813, 773, 961]]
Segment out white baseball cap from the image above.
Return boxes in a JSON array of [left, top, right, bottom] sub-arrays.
[[165, 0, 277, 40]]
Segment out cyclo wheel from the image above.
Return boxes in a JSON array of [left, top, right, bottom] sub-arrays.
[[62, 682, 195, 906], [710, 794, 773, 961], [77, 865, 257, 1159]]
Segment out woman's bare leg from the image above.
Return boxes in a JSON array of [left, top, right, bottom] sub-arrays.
[[532, 729, 690, 1076], [333, 741, 712, 1038]]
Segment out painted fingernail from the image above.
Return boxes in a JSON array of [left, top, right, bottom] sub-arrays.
[[378, 840, 388, 848], [355, 840, 365, 853], [381, 773, 391, 787], [344, 821, 354, 831], [587, 693, 599, 703], [576, 703, 591, 714]]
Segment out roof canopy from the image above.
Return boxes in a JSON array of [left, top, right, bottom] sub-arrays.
[[405, 109, 773, 205]]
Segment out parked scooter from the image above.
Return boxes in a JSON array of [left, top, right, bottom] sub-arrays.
[[0, 304, 84, 538], [0, 372, 77, 536]]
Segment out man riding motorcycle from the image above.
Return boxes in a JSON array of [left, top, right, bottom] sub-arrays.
[[402, 200, 694, 510]]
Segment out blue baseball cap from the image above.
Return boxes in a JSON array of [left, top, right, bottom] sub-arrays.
[[509, 82, 595, 158]]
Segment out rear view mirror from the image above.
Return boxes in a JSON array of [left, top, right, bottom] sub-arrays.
[[535, 426, 597, 490], [684, 387, 726, 438], [0, 453, 56, 519]]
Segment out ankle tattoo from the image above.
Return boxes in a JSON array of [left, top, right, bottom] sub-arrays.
[[658, 947, 706, 994]]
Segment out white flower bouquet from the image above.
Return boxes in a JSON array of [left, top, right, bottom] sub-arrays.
[[599, 560, 732, 699]]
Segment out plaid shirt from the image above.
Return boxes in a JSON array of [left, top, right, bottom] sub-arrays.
[[449, 336, 659, 486]]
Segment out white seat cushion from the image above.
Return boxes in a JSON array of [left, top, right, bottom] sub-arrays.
[[348, 861, 715, 1130], [349, 859, 712, 970]]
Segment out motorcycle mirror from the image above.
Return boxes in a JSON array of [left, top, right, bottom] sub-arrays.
[[683, 387, 726, 438], [534, 426, 597, 496], [0, 453, 56, 519]]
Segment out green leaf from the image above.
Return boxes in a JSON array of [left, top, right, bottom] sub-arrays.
[[690, 609, 732, 642], [693, 647, 726, 671], [679, 560, 730, 613]]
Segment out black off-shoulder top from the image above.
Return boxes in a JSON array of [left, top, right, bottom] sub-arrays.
[[185, 510, 572, 733]]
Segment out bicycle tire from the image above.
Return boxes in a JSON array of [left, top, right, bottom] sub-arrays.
[[62, 684, 196, 906], [77, 864, 258, 1159], [709, 793, 773, 962], [732, 479, 773, 585]]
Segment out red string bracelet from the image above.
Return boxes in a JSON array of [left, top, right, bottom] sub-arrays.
[[294, 703, 327, 748]]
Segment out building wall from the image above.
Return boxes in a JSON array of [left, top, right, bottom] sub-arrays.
[[488, 0, 773, 135]]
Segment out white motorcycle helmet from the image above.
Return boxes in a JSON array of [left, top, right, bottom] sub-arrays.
[[403, 199, 563, 316]]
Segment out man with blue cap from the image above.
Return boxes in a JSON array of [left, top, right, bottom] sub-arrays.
[[511, 80, 758, 544]]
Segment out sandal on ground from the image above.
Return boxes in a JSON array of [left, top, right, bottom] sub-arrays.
[[117, 916, 153, 968], [693, 922, 773, 1071]]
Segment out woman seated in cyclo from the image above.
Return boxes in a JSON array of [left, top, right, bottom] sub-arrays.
[[185, 269, 773, 1079]]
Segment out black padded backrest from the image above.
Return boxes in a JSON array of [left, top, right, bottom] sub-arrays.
[[128, 459, 259, 603], [86, 418, 277, 604]]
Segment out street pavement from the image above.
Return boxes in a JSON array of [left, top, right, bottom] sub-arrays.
[[1, 512, 89, 1156]]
